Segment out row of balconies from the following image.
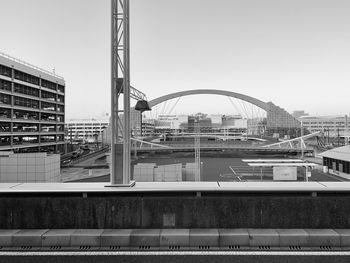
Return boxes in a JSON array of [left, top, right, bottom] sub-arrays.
[[0, 69, 65, 94], [0, 135, 65, 147], [0, 99, 65, 114], [1, 88, 65, 104]]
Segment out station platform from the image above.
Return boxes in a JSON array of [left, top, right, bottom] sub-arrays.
[[1, 181, 350, 193]]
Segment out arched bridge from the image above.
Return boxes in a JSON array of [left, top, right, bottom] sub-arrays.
[[148, 89, 300, 132], [148, 89, 269, 111]]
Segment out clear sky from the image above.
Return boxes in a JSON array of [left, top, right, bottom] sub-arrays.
[[1, 0, 350, 119]]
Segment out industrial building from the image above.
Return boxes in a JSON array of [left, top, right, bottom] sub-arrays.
[[0, 52, 65, 153], [320, 145, 350, 180]]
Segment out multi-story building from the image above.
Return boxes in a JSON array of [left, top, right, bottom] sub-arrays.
[[141, 118, 155, 137], [66, 118, 109, 142], [0, 52, 65, 153], [299, 115, 350, 137], [155, 115, 188, 134]]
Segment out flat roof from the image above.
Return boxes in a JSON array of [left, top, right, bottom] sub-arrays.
[[242, 159, 304, 163], [0, 181, 349, 193], [0, 51, 64, 81], [319, 145, 350, 162], [247, 163, 318, 167]]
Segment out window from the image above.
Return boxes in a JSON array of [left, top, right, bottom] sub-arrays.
[[41, 90, 56, 101], [41, 124, 56, 132], [57, 105, 64, 112], [13, 109, 38, 120], [41, 112, 56, 122], [41, 101, 56, 111], [13, 136, 39, 145], [57, 134, 64, 142], [58, 84, 65, 93], [0, 94, 11, 105], [57, 95, 64, 103], [13, 123, 38, 133], [345, 162, 350, 174], [0, 136, 10, 146], [14, 70, 39, 85], [14, 83, 39, 97], [0, 122, 11, 132], [0, 64, 12, 77], [0, 79, 12, 92], [41, 135, 56, 143], [14, 96, 39, 109], [57, 115, 64, 122], [0, 107, 11, 118], [21, 136, 39, 144], [41, 79, 57, 91]]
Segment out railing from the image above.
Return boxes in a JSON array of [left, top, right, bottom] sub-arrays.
[[0, 51, 64, 80]]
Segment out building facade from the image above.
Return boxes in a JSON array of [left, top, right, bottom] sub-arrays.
[[300, 115, 349, 137], [66, 118, 109, 142], [141, 118, 155, 136], [320, 145, 350, 180], [0, 52, 65, 153]]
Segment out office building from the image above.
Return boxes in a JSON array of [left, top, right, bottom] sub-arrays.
[[0, 52, 65, 153], [300, 115, 349, 137], [141, 118, 155, 136], [66, 118, 109, 142]]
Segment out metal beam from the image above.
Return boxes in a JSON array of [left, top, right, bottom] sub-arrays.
[[110, 0, 133, 186], [122, 0, 131, 184], [130, 86, 147, 101], [262, 131, 321, 148], [110, 0, 119, 185]]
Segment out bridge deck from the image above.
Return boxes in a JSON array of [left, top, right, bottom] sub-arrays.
[[134, 145, 313, 153]]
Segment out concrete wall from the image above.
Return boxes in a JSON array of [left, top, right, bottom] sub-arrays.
[[0, 152, 60, 182], [133, 163, 156, 182], [1, 192, 350, 229], [154, 164, 182, 182], [328, 168, 350, 180]]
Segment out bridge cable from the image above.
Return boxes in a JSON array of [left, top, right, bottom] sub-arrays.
[[227, 97, 244, 118], [165, 97, 181, 117]]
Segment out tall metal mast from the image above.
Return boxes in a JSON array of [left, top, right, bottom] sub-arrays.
[[194, 118, 201, 181], [110, 0, 133, 186]]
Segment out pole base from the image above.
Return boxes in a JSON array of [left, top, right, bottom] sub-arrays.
[[105, 181, 136, 187]]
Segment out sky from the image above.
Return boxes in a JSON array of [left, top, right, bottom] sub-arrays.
[[1, 0, 350, 119]]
